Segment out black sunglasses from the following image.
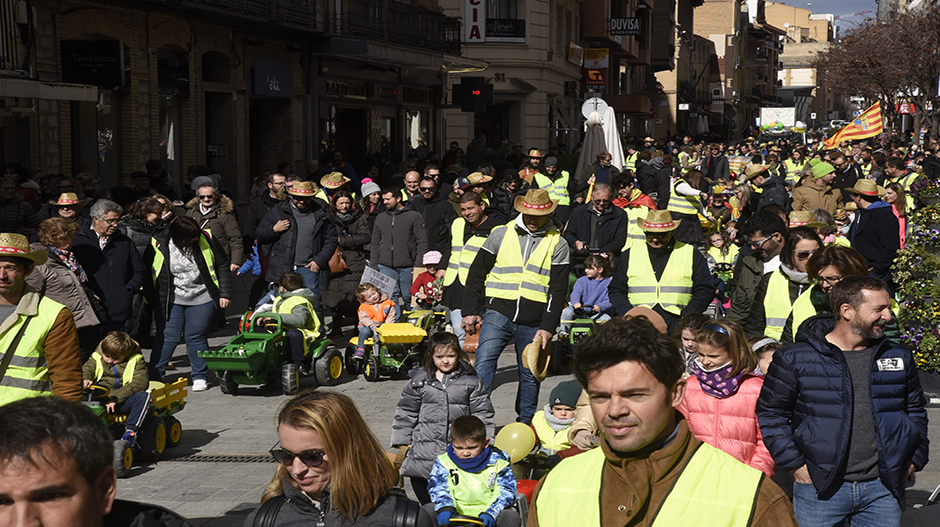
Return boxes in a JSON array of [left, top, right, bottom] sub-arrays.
[[419, 187, 435, 192], [269, 442, 325, 467]]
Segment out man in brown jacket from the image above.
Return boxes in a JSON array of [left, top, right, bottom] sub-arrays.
[[0, 233, 81, 405], [530, 317, 796, 527], [791, 160, 843, 215]]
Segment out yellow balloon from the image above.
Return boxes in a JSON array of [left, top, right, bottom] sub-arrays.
[[494, 423, 536, 463]]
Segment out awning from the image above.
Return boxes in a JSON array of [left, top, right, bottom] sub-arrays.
[[0, 78, 97, 102]]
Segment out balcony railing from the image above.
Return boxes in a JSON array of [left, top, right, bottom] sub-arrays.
[[334, 1, 462, 55], [150, 0, 317, 30]]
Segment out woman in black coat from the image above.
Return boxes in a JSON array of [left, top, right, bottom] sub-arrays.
[[322, 191, 370, 335]]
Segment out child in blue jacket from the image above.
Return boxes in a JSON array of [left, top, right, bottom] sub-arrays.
[[559, 254, 613, 336]]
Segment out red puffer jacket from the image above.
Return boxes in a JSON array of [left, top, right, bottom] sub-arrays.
[[678, 374, 775, 476]]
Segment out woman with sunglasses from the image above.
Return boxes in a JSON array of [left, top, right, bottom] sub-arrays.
[[245, 391, 433, 526], [743, 227, 821, 339], [780, 245, 899, 345]]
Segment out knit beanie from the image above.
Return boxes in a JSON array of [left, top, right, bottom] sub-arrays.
[[811, 161, 835, 180], [549, 380, 582, 408], [543, 156, 559, 168], [360, 180, 381, 197]]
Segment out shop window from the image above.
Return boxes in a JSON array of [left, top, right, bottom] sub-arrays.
[[487, 0, 518, 19], [405, 109, 428, 157], [159, 48, 188, 182]]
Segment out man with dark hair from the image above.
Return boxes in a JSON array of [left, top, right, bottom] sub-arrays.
[[702, 143, 730, 182], [727, 210, 787, 325], [531, 318, 796, 526], [829, 152, 860, 202], [0, 396, 192, 526], [883, 156, 922, 194], [757, 276, 927, 526], [412, 175, 457, 255], [371, 188, 428, 316]]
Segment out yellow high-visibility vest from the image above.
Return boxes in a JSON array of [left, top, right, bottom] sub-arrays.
[[91, 351, 143, 387], [532, 410, 571, 453], [784, 159, 806, 183], [0, 295, 68, 406], [790, 285, 898, 341], [443, 220, 487, 287], [667, 179, 700, 216], [763, 270, 795, 340], [536, 442, 762, 527], [484, 224, 560, 304], [273, 295, 321, 353], [437, 452, 509, 518], [627, 242, 694, 315], [534, 171, 571, 206], [151, 233, 218, 289], [621, 205, 650, 252], [625, 152, 638, 173]]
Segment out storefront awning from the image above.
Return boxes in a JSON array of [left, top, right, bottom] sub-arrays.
[[0, 78, 97, 102]]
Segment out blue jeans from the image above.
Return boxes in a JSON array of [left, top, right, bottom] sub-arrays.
[[450, 308, 466, 348], [473, 309, 540, 423], [154, 301, 215, 382], [357, 325, 376, 351], [559, 306, 611, 334], [793, 479, 900, 527], [294, 266, 324, 322], [378, 265, 414, 320]]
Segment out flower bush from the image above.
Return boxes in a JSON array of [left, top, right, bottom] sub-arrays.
[[897, 217, 940, 373], [909, 173, 940, 199], [909, 205, 940, 228]]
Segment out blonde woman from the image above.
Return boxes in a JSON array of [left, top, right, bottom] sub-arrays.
[[246, 391, 433, 526]]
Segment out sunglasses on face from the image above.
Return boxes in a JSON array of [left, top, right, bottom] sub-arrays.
[[419, 187, 435, 193], [270, 443, 326, 467], [749, 234, 773, 248], [198, 195, 215, 200], [795, 249, 817, 261]]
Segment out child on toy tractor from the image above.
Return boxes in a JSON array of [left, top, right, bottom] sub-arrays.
[[82, 331, 151, 446], [355, 282, 397, 360], [253, 271, 322, 376], [411, 251, 445, 310]]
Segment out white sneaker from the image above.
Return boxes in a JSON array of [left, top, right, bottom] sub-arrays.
[[192, 379, 208, 392]]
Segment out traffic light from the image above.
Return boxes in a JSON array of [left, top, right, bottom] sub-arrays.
[[453, 77, 494, 112]]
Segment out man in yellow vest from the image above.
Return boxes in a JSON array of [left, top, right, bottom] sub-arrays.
[[607, 210, 713, 332], [254, 271, 321, 376], [0, 233, 81, 406], [441, 192, 505, 348], [462, 189, 569, 423], [535, 156, 579, 225], [530, 317, 796, 526]]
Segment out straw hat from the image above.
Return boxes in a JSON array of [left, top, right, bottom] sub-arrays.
[[49, 192, 87, 207], [527, 149, 542, 158], [637, 210, 681, 233], [744, 164, 770, 181], [522, 335, 550, 382], [845, 179, 886, 198], [514, 189, 558, 216], [0, 233, 47, 266], [320, 171, 349, 189], [467, 172, 493, 186], [288, 181, 317, 198], [788, 211, 827, 229], [643, 137, 655, 143]]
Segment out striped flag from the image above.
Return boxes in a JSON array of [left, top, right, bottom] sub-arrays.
[[823, 102, 884, 149]]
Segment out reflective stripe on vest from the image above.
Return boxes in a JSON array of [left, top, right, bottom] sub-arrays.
[[534, 172, 571, 206], [667, 179, 700, 215], [784, 159, 806, 183], [151, 233, 219, 289], [627, 243, 694, 315], [532, 411, 571, 453], [273, 295, 321, 352], [444, 220, 488, 287], [536, 442, 762, 527], [621, 206, 650, 252], [0, 296, 67, 406], [484, 225, 560, 304], [625, 152, 638, 173], [92, 351, 143, 387], [438, 453, 510, 517], [763, 270, 794, 340]]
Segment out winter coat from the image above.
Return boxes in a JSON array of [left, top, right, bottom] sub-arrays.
[[562, 203, 628, 256], [490, 180, 531, 220], [81, 348, 149, 404], [238, 245, 262, 276], [121, 217, 156, 256], [26, 244, 102, 329], [780, 284, 901, 345], [72, 226, 146, 324], [185, 195, 244, 265], [412, 190, 458, 253], [0, 193, 39, 237], [242, 480, 433, 527], [244, 192, 284, 243], [370, 203, 428, 269], [391, 363, 495, 478], [678, 374, 775, 476], [635, 160, 659, 197], [757, 314, 929, 501], [832, 164, 860, 202], [143, 229, 233, 320], [321, 207, 370, 312], [105, 499, 195, 527], [703, 153, 730, 182], [256, 199, 338, 284], [790, 177, 842, 214], [849, 200, 900, 278], [726, 251, 769, 326], [755, 175, 790, 211]]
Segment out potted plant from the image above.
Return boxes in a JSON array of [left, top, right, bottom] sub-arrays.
[[910, 174, 940, 207], [909, 205, 940, 231]]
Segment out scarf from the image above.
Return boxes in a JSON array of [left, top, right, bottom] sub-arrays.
[[692, 359, 745, 398], [50, 246, 88, 283], [446, 443, 491, 474], [779, 263, 811, 285], [542, 404, 574, 432]]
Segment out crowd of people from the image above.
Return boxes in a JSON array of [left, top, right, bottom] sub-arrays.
[[0, 126, 934, 527]]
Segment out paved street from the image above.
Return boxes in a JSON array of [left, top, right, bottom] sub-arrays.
[[115, 281, 940, 525]]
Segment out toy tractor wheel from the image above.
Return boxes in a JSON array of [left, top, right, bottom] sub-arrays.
[[281, 363, 300, 395], [364, 357, 381, 382], [344, 345, 361, 375], [165, 416, 182, 448], [315, 348, 344, 386], [220, 370, 238, 396], [113, 440, 133, 478], [138, 416, 167, 462]]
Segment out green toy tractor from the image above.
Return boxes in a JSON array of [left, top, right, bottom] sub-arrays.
[[199, 312, 344, 396]]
